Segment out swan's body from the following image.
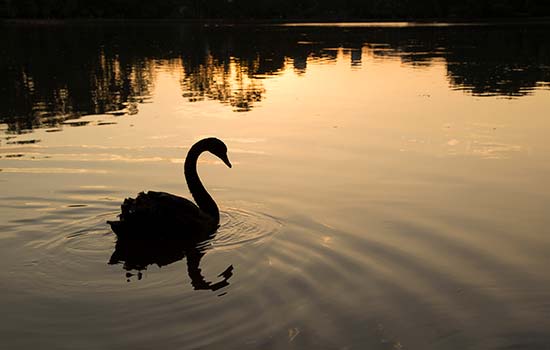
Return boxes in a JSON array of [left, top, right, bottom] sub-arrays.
[[108, 137, 232, 239]]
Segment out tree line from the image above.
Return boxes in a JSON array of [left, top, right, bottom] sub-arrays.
[[2, 0, 550, 19]]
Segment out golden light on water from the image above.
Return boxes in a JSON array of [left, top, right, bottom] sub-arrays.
[[2, 22, 550, 349]]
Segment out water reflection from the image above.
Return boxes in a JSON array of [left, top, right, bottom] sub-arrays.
[[109, 237, 234, 291], [181, 56, 264, 112], [1, 22, 550, 133]]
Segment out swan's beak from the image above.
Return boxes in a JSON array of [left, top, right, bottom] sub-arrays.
[[221, 153, 232, 168]]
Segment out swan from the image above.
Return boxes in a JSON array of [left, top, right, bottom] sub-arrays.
[[108, 137, 232, 238]]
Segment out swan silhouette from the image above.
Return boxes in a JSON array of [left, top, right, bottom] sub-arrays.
[[108, 137, 232, 238], [107, 137, 234, 290]]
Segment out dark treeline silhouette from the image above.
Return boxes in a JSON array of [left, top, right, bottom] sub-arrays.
[[3, 0, 550, 20], [1, 23, 550, 134]]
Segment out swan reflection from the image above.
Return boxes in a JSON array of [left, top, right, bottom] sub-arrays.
[[109, 236, 234, 291]]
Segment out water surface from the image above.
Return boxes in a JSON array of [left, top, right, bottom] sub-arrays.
[[1, 22, 550, 349]]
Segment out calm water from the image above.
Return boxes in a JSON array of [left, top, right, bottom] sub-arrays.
[[1, 22, 550, 349]]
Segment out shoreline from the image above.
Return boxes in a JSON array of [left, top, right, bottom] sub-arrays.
[[2, 17, 550, 26]]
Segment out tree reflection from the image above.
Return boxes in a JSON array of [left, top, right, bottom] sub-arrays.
[[0, 25, 157, 133], [1, 23, 550, 133], [181, 55, 264, 112]]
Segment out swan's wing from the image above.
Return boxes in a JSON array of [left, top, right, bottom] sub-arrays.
[[119, 191, 213, 224], [126, 191, 200, 217], [141, 191, 200, 211], [110, 191, 217, 238]]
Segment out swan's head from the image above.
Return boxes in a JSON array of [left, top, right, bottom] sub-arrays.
[[206, 138, 232, 168]]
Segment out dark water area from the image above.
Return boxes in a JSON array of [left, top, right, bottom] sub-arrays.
[[1, 22, 550, 349]]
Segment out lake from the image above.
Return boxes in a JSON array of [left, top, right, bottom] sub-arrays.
[[1, 21, 550, 349]]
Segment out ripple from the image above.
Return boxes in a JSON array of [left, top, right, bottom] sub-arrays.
[[6, 195, 550, 349], [24, 205, 281, 294], [213, 208, 282, 250], [30, 212, 115, 269]]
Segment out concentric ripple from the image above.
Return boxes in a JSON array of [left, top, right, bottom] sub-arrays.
[[213, 208, 282, 249], [20, 204, 282, 293]]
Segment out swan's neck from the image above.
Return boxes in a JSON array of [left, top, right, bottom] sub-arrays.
[[184, 142, 219, 222]]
